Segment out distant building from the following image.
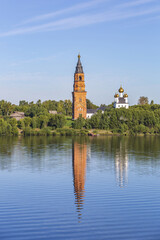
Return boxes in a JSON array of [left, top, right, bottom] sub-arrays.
[[49, 110, 57, 115], [10, 112, 25, 121], [114, 86, 129, 109], [97, 106, 107, 113], [86, 106, 107, 119], [87, 109, 97, 119]]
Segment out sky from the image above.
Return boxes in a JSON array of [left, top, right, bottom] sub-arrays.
[[0, 0, 160, 105]]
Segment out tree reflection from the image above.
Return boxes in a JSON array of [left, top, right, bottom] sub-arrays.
[[0, 135, 160, 179], [0, 136, 72, 171], [0, 137, 18, 170]]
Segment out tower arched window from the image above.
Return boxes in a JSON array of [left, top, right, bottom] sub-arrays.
[[79, 76, 82, 81]]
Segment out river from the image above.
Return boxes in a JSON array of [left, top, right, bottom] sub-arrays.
[[0, 136, 160, 239]]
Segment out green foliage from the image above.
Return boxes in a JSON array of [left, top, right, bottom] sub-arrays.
[[19, 100, 28, 106], [86, 99, 99, 109], [56, 128, 75, 136], [65, 116, 73, 128], [64, 100, 72, 115], [0, 118, 18, 136], [48, 114, 66, 129], [78, 105, 160, 135], [19, 114, 66, 132], [23, 127, 53, 136], [0, 100, 13, 116], [14, 99, 73, 117], [73, 116, 86, 129], [1, 98, 160, 136]]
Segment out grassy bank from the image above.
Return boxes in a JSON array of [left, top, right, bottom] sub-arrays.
[[21, 127, 160, 137]]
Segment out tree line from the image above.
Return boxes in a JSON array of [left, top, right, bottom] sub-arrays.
[[73, 104, 160, 134], [0, 99, 98, 117], [0, 99, 98, 136], [0, 97, 159, 136]]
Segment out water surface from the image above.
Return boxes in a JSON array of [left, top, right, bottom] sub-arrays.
[[0, 136, 160, 240]]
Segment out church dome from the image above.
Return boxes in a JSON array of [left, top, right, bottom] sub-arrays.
[[119, 86, 124, 93], [123, 93, 128, 98], [114, 93, 119, 98]]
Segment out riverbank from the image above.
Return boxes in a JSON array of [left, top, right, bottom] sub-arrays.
[[19, 127, 159, 137]]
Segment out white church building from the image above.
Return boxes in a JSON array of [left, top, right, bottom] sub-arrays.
[[114, 86, 129, 109]]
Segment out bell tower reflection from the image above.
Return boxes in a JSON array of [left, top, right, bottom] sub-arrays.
[[72, 140, 87, 220], [114, 139, 128, 187]]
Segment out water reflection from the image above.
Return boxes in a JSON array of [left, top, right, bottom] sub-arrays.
[[114, 139, 128, 187], [72, 140, 87, 220], [0, 136, 160, 177], [0, 137, 160, 239]]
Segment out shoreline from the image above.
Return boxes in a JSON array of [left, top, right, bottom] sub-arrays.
[[2, 128, 159, 137]]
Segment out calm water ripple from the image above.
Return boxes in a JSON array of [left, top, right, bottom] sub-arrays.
[[0, 136, 160, 239]]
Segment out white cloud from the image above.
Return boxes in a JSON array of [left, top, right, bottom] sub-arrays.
[[19, 0, 109, 25], [0, 0, 159, 37]]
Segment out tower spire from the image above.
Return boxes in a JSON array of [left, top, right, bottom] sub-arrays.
[[75, 54, 83, 74]]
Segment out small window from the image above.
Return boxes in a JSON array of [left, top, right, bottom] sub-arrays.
[[80, 87, 81, 90], [79, 98, 82, 102], [79, 76, 82, 81]]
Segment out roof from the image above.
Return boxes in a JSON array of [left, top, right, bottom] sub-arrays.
[[15, 111, 24, 115], [49, 110, 57, 114], [10, 111, 25, 117], [10, 112, 25, 118], [97, 106, 107, 111], [75, 55, 83, 74], [87, 109, 97, 114]]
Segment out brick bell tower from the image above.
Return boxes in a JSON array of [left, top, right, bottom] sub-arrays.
[[72, 55, 87, 120]]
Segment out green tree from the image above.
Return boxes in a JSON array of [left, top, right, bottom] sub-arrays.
[[0, 100, 13, 116], [38, 115, 49, 128], [138, 96, 149, 105], [73, 116, 86, 129], [86, 99, 98, 109], [57, 101, 65, 114], [64, 100, 72, 115], [19, 100, 28, 106], [48, 114, 66, 129], [23, 117, 32, 127]]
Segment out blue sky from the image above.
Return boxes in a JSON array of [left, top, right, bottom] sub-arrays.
[[0, 0, 160, 105]]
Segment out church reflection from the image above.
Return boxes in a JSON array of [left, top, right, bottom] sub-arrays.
[[114, 139, 128, 187], [72, 140, 87, 221]]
